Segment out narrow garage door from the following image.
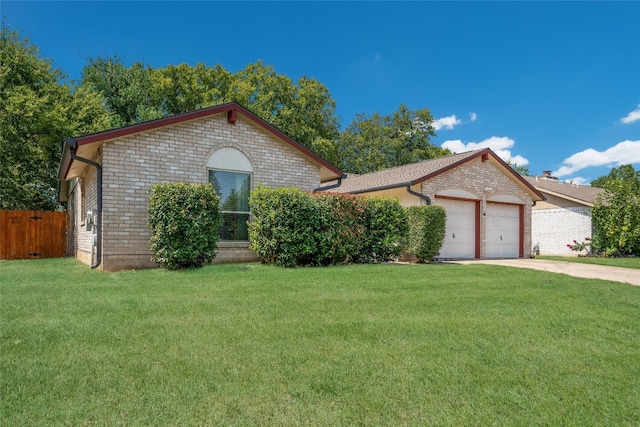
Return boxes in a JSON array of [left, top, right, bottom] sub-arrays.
[[485, 203, 521, 258], [436, 198, 477, 259]]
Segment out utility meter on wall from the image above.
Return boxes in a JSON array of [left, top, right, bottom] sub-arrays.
[[85, 210, 93, 231]]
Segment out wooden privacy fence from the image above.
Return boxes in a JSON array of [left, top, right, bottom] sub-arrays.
[[0, 210, 67, 260]]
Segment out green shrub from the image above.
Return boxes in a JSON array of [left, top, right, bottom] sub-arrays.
[[405, 205, 446, 262], [313, 192, 366, 265], [148, 183, 221, 270], [592, 180, 640, 257], [358, 197, 408, 263], [249, 188, 408, 267], [248, 187, 321, 267]]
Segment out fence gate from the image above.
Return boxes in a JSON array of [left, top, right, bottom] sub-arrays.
[[0, 210, 67, 260]]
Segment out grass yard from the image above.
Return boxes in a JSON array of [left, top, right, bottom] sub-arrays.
[[537, 255, 640, 270], [1, 258, 639, 426]]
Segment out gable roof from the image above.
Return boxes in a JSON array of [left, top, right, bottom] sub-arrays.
[[58, 102, 344, 184], [333, 148, 545, 201], [523, 176, 604, 206]]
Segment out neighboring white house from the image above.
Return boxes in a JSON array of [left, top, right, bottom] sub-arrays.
[[524, 173, 604, 256]]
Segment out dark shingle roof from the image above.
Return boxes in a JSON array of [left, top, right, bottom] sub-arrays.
[[523, 176, 604, 206]]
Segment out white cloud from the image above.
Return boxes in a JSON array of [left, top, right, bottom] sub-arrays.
[[441, 136, 529, 166], [621, 105, 640, 124], [433, 115, 462, 131], [433, 112, 477, 131], [553, 140, 640, 177]]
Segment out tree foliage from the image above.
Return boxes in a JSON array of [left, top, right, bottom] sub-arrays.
[[0, 25, 109, 211], [82, 58, 340, 151], [590, 164, 639, 190], [506, 160, 530, 176], [81, 56, 162, 127], [591, 165, 640, 256], [334, 104, 450, 174]]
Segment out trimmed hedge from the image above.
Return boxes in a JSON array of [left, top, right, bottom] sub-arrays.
[[248, 187, 321, 267], [148, 183, 221, 270], [405, 205, 446, 262], [357, 197, 408, 263], [248, 188, 407, 267]]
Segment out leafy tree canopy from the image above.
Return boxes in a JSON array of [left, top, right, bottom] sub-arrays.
[[82, 58, 340, 151], [81, 56, 162, 127], [591, 164, 640, 256], [590, 164, 640, 190], [506, 160, 530, 176], [334, 104, 450, 174], [0, 24, 109, 210]]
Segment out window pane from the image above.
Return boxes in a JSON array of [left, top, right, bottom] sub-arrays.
[[209, 169, 251, 241], [219, 213, 249, 241], [209, 170, 250, 212]]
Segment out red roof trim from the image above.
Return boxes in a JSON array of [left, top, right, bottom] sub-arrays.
[[73, 102, 343, 178]]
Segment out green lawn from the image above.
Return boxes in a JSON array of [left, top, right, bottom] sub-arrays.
[[1, 258, 639, 426], [537, 255, 640, 269]]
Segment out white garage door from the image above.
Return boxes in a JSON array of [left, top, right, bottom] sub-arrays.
[[436, 199, 477, 259], [486, 203, 520, 258]]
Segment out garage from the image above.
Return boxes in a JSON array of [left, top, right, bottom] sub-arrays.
[[333, 148, 545, 260], [485, 203, 522, 258], [435, 197, 479, 259]]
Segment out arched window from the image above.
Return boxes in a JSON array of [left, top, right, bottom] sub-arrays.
[[207, 148, 253, 241]]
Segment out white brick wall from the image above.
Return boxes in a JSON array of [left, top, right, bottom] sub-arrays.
[[532, 207, 593, 255]]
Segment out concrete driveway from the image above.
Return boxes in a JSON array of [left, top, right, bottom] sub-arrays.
[[455, 259, 640, 286]]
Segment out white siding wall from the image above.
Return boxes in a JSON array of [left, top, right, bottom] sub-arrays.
[[532, 207, 593, 255]]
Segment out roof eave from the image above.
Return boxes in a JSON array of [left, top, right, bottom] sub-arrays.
[[342, 181, 416, 194], [536, 188, 594, 207]]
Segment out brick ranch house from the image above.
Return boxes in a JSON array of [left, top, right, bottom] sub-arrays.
[[524, 173, 604, 255], [330, 149, 545, 259], [58, 102, 344, 271]]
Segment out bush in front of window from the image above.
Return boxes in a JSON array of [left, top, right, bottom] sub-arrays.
[[148, 183, 221, 270], [405, 205, 446, 262]]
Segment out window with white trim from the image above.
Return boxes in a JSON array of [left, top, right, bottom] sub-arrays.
[[207, 148, 252, 241]]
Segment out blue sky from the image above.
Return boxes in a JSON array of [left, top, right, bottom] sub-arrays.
[[4, 1, 639, 184]]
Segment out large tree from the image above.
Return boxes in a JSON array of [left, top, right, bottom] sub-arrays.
[[81, 56, 162, 127], [591, 164, 640, 256], [82, 59, 340, 152], [334, 104, 450, 174], [590, 164, 639, 189], [150, 63, 234, 114], [0, 25, 109, 210]]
